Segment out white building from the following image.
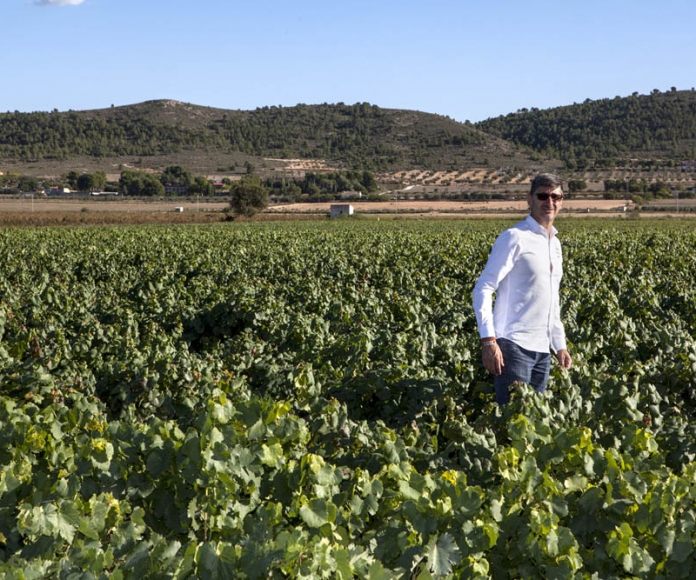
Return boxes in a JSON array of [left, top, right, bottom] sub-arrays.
[[330, 204, 354, 218], [45, 186, 71, 195]]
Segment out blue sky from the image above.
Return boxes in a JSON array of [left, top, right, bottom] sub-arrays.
[[3, 0, 695, 122]]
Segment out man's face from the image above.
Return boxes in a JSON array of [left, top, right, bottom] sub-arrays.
[[528, 185, 563, 227]]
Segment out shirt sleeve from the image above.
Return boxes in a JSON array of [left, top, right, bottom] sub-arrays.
[[550, 240, 568, 352], [472, 230, 520, 339], [550, 312, 567, 352]]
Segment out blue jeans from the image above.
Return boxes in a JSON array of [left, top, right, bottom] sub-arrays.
[[494, 338, 550, 405]]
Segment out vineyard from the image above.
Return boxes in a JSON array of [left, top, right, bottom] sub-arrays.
[[0, 220, 695, 579]]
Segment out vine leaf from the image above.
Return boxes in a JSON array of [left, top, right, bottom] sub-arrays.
[[426, 533, 461, 577]]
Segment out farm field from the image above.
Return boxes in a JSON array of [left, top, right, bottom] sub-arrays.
[[0, 198, 230, 214], [1, 220, 695, 578], [0, 197, 644, 228], [0, 198, 630, 216]]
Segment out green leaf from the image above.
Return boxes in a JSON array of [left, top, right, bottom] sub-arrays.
[[0, 463, 23, 497], [520, 455, 542, 493], [123, 545, 151, 571], [671, 534, 693, 563], [607, 523, 655, 574], [334, 547, 353, 579], [299, 499, 337, 528], [367, 559, 396, 580], [545, 529, 559, 557], [55, 501, 81, 543], [489, 498, 503, 522], [195, 541, 237, 579], [259, 442, 284, 467], [146, 447, 171, 477], [426, 533, 461, 577], [563, 474, 588, 493]]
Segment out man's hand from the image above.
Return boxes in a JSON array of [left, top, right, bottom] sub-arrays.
[[556, 349, 572, 369], [482, 341, 504, 375]]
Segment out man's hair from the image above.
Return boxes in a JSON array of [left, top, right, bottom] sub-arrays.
[[530, 173, 563, 196]]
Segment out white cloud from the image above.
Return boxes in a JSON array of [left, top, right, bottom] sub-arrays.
[[33, 0, 86, 6]]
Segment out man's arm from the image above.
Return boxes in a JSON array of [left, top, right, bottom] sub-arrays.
[[472, 231, 518, 339], [472, 230, 518, 376], [550, 239, 571, 370]]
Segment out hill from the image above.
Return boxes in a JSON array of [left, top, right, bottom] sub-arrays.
[[475, 88, 696, 169], [0, 101, 541, 178], [4, 90, 696, 185]]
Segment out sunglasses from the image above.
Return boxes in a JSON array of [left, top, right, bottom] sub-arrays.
[[534, 192, 563, 202]]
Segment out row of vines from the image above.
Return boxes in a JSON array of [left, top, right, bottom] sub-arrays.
[[1, 219, 695, 579]]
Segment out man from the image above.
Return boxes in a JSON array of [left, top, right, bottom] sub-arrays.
[[472, 173, 572, 405]]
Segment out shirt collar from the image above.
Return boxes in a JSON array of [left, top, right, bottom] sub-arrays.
[[524, 214, 557, 238]]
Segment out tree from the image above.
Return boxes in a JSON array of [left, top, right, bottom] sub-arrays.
[[119, 170, 165, 197], [1, 172, 21, 188], [18, 176, 40, 192], [94, 171, 107, 191], [361, 170, 378, 192], [567, 179, 588, 195], [160, 166, 194, 189], [77, 171, 106, 192], [77, 173, 95, 192], [229, 175, 269, 217], [649, 181, 671, 198], [189, 176, 215, 196], [64, 170, 80, 190]]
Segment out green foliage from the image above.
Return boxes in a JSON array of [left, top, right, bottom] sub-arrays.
[[209, 102, 488, 171], [160, 165, 195, 188], [189, 175, 216, 196], [476, 89, 696, 164], [76, 171, 107, 192], [4, 93, 696, 175], [0, 100, 495, 171], [265, 170, 380, 199], [229, 175, 269, 216], [17, 175, 39, 192], [566, 178, 587, 194], [0, 220, 695, 578], [0, 105, 204, 161], [119, 169, 165, 196], [159, 166, 214, 196]]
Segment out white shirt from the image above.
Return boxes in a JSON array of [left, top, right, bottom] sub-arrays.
[[472, 215, 567, 353]]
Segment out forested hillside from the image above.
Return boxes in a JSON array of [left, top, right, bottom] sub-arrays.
[[3, 89, 696, 176], [207, 103, 492, 170], [475, 88, 696, 168], [0, 101, 524, 172]]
